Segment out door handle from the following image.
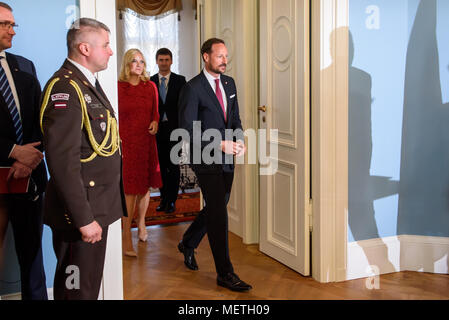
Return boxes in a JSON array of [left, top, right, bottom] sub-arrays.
[[258, 105, 267, 113]]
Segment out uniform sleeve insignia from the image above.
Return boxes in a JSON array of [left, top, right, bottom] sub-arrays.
[[51, 93, 70, 101], [84, 94, 92, 104]]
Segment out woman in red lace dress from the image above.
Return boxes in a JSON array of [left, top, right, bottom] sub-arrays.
[[118, 48, 162, 257]]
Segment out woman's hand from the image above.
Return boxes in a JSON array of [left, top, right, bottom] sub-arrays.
[[148, 121, 158, 135]]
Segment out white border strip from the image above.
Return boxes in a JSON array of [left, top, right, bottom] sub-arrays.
[[347, 235, 449, 280]]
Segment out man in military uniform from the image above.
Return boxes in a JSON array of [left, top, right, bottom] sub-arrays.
[[40, 18, 126, 300]]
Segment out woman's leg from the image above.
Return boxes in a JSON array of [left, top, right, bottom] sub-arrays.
[[122, 194, 137, 257], [136, 191, 150, 242]]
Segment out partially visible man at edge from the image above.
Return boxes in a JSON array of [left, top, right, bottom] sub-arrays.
[[0, 2, 48, 300]]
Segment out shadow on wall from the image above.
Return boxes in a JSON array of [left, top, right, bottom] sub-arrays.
[[398, 0, 449, 272], [345, 26, 398, 274], [348, 0, 449, 275]]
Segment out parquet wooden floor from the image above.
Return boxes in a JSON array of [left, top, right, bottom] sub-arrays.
[[123, 223, 449, 300]]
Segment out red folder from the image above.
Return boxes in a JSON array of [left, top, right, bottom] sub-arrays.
[[0, 167, 30, 194]]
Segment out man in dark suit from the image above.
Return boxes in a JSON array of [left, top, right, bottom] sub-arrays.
[[0, 2, 48, 300], [177, 38, 251, 292], [40, 18, 126, 300], [151, 48, 186, 214]]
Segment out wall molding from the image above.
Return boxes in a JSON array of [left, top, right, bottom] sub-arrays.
[[347, 235, 449, 280]]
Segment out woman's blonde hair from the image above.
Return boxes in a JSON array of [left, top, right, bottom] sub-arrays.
[[119, 48, 150, 82]]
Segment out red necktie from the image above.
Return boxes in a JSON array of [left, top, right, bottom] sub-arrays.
[[214, 78, 226, 121]]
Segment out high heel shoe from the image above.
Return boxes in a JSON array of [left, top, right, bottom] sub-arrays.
[[138, 227, 148, 242], [123, 249, 137, 257]]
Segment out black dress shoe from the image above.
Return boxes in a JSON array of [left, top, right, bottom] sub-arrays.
[[156, 202, 166, 212], [178, 241, 198, 270], [165, 202, 176, 213], [217, 273, 252, 292]]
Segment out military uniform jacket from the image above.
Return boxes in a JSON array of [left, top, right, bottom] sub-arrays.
[[41, 60, 126, 231]]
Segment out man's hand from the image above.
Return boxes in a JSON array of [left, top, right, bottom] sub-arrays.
[[148, 121, 158, 135], [79, 221, 103, 244], [221, 141, 246, 156], [10, 142, 44, 170], [235, 140, 246, 157], [7, 161, 32, 180]]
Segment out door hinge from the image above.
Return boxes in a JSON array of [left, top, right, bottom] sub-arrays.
[[308, 198, 313, 233]]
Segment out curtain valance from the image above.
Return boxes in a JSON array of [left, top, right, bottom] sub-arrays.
[[117, 0, 183, 18]]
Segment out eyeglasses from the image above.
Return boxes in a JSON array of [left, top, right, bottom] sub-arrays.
[[0, 21, 18, 30]]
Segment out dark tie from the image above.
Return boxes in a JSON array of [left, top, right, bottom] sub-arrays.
[[214, 78, 226, 121], [95, 78, 108, 101], [0, 57, 23, 145]]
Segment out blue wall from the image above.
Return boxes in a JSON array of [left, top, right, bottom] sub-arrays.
[[0, 0, 79, 295], [349, 0, 449, 241]]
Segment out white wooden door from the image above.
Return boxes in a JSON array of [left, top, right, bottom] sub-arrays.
[[259, 0, 311, 276]]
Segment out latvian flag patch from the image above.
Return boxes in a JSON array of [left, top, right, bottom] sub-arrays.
[[54, 102, 68, 109]]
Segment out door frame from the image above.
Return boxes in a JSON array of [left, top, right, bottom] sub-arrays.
[[311, 0, 349, 283], [80, 0, 124, 299]]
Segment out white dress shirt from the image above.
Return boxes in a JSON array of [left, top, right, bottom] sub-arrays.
[[203, 69, 227, 114], [158, 72, 171, 87], [0, 51, 21, 118], [1, 51, 22, 157], [67, 58, 97, 87]]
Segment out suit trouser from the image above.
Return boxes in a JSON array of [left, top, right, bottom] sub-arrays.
[[51, 227, 108, 300], [5, 195, 47, 300], [182, 169, 234, 276], [156, 122, 180, 204]]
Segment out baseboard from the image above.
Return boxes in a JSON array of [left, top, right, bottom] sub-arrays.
[[400, 235, 449, 274], [347, 235, 449, 280]]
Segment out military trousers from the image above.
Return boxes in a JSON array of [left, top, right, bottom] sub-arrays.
[[51, 226, 108, 300]]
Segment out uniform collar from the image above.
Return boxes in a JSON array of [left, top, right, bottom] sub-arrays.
[[67, 58, 97, 87]]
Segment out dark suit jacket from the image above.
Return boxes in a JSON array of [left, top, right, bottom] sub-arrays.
[[41, 59, 126, 231], [150, 72, 186, 132], [0, 52, 47, 193], [178, 71, 243, 173]]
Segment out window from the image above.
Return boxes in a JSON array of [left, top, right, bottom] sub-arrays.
[[120, 10, 179, 75]]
